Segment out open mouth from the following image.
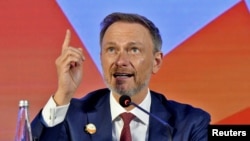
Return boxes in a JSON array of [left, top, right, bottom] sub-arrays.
[[113, 73, 134, 78]]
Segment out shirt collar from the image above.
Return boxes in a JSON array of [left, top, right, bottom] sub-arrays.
[[110, 89, 151, 125]]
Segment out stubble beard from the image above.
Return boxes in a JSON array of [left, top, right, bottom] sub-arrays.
[[103, 75, 150, 97]]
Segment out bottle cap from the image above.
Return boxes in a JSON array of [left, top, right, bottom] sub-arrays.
[[19, 100, 29, 107]]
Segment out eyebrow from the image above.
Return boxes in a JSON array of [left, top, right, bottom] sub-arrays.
[[103, 41, 143, 47], [103, 42, 116, 47]]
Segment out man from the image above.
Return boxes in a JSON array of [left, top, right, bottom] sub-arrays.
[[31, 12, 211, 141]]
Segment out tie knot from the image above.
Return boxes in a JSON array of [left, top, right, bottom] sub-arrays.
[[120, 112, 135, 124]]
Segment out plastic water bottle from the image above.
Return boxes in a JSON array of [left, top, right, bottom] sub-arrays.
[[14, 100, 33, 141]]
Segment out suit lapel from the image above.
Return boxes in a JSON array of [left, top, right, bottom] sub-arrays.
[[148, 92, 174, 141], [84, 90, 174, 141], [86, 92, 113, 141]]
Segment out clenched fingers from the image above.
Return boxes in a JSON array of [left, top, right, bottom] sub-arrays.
[[56, 47, 85, 70]]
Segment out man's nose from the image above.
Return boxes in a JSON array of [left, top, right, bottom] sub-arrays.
[[115, 51, 130, 66]]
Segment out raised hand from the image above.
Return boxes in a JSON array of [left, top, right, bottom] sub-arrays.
[[53, 29, 85, 105]]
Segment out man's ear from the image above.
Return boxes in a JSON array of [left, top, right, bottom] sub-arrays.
[[152, 52, 163, 74]]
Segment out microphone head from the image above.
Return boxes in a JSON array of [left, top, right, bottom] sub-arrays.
[[119, 95, 131, 107]]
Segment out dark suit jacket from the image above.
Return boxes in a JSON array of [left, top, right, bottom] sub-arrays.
[[31, 88, 210, 141]]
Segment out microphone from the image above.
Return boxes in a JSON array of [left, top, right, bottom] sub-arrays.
[[119, 95, 172, 141]]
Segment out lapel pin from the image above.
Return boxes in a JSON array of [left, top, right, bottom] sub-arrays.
[[85, 123, 96, 134]]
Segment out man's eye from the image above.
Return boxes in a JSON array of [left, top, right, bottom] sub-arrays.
[[107, 47, 115, 53], [131, 47, 139, 53]]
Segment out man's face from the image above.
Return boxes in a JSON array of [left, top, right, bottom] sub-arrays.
[[101, 22, 161, 96]]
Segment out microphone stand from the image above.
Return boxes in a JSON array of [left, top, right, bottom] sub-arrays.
[[130, 102, 173, 141]]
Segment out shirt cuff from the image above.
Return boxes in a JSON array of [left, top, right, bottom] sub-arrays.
[[41, 96, 70, 127]]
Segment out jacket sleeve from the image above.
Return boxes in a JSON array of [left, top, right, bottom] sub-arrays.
[[31, 110, 70, 141], [190, 111, 211, 141]]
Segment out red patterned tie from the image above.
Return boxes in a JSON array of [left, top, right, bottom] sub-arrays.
[[120, 113, 135, 141]]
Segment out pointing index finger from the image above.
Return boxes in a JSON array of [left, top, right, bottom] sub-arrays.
[[62, 29, 71, 50]]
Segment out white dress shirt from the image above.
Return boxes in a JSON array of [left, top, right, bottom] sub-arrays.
[[41, 89, 151, 141], [110, 90, 151, 141]]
